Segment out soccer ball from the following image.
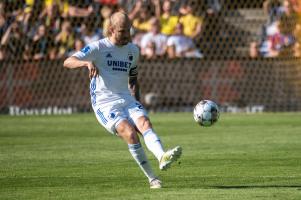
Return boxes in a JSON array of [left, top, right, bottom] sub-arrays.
[[193, 100, 220, 127]]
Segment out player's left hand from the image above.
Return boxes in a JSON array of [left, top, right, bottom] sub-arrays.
[[87, 62, 98, 79]]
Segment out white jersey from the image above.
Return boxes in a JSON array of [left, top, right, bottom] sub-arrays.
[[72, 37, 139, 108]]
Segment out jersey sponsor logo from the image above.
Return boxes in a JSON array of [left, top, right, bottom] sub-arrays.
[[107, 60, 132, 72], [107, 60, 131, 68], [80, 46, 91, 54]]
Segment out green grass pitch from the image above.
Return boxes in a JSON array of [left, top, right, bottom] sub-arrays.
[[1, 113, 301, 200]]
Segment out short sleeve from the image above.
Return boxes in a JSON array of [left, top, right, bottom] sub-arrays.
[[72, 42, 98, 62]]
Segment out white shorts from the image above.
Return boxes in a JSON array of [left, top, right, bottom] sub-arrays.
[[92, 99, 147, 134]]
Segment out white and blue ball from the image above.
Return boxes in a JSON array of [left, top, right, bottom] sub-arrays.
[[193, 100, 220, 127]]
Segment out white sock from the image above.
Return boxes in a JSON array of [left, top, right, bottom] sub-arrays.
[[128, 143, 156, 182], [142, 129, 165, 161]]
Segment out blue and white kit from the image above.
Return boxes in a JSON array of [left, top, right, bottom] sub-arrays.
[[72, 38, 147, 134]]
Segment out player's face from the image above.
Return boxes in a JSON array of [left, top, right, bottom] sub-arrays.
[[112, 22, 131, 46]]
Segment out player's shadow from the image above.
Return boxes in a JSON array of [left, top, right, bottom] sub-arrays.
[[164, 177, 301, 189], [211, 185, 301, 189], [168, 183, 301, 190]]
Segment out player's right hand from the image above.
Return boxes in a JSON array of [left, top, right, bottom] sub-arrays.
[[87, 62, 98, 79]]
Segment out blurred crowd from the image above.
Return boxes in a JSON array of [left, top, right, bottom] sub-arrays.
[[0, 0, 216, 61], [249, 0, 301, 58], [1, 0, 300, 61]]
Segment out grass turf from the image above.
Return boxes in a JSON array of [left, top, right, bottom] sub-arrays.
[[0, 113, 301, 200]]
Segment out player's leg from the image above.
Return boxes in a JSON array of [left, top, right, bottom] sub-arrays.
[[127, 102, 182, 170], [135, 116, 165, 161], [93, 106, 160, 188], [115, 120, 161, 188], [135, 116, 182, 170]]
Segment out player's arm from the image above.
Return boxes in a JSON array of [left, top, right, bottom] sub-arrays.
[[129, 76, 140, 101], [63, 56, 98, 79]]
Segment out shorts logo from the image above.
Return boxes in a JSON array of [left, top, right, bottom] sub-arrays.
[[109, 112, 117, 120], [80, 46, 90, 54], [136, 103, 143, 110]]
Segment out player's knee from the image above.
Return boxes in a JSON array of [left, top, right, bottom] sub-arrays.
[[117, 122, 139, 144], [137, 116, 152, 132]]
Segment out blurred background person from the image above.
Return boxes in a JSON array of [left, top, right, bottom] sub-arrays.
[[68, 38, 85, 56], [79, 22, 102, 45], [0, 21, 28, 60], [140, 17, 167, 59], [129, 0, 154, 33], [167, 23, 203, 58], [179, 2, 203, 40], [154, 0, 179, 36], [55, 20, 75, 58], [31, 24, 52, 60], [0, 2, 9, 40], [130, 0, 154, 47], [100, 5, 114, 37], [38, 1, 62, 35]]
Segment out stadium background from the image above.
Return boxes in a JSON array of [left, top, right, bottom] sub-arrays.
[[0, 0, 301, 115]]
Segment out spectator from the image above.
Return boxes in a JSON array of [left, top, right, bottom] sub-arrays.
[[253, 0, 298, 58], [278, 0, 298, 34], [291, 0, 301, 12], [31, 24, 50, 60], [167, 23, 202, 58], [179, 2, 203, 39], [66, 0, 94, 18], [38, 1, 61, 34], [68, 38, 84, 56], [80, 23, 102, 45], [22, 0, 35, 26], [62, 0, 94, 28], [140, 17, 168, 59], [263, 0, 282, 25], [129, 0, 153, 33], [293, 13, 301, 57], [25, 0, 35, 12], [118, 0, 138, 13], [205, 0, 222, 15], [0, 21, 28, 60], [0, 2, 9, 38], [154, 0, 179, 36], [100, 5, 113, 37], [21, 1, 44, 32], [130, 1, 155, 49], [293, 42, 301, 57], [258, 16, 295, 57], [55, 20, 75, 58], [249, 41, 259, 58]]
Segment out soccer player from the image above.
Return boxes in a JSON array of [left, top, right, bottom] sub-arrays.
[[63, 12, 182, 189]]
